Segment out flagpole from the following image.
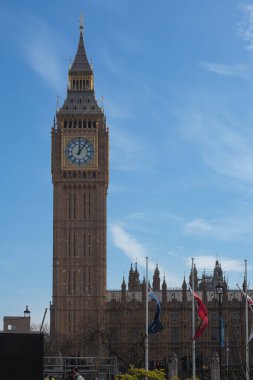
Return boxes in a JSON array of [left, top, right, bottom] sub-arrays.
[[145, 256, 149, 371], [192, 258, 196, 380], [245, 259, 249, 380]]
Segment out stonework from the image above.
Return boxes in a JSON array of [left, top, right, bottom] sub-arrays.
[[50, 25, 108, 355], [50, 24, 252, 371]]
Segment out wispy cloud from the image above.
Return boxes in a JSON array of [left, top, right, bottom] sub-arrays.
[[111, 224, 149, 267], [184, 214, 253, 241], [168, 251, 179, 257], [238, 4, 253, 50], [185, 218, 212, 235], [110, 223, 182, 285], [200, 62, 248, 77], [10, 13, 68, 93], [19, 25, 65, 92], [179, 109, 253, 183]]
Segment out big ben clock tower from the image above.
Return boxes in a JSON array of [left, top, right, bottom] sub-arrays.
[[50, 20, 109, 354]]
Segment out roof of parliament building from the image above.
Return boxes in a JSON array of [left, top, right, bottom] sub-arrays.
[[106, 259, 248, 303]]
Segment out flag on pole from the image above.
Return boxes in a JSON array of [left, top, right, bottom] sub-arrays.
[[237, 286, 253, 343], [148, 290, 164, 334], [192, 292, 208, 340], [246, 294, 253, 342]]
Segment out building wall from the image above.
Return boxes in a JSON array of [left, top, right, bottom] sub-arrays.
[[49, 24, 252, 370], [105, 287, 250, 370], [3, 316, 30, 332]]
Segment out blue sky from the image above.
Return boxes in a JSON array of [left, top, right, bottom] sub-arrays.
[[1, 0, 253, 325]]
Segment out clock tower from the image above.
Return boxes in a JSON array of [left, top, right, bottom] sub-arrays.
[[50, 21, 109, 354]]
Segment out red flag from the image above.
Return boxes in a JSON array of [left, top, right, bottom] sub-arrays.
[[192, 292, 208, 340], [246, 294, 253, 342], [239, 288, 253, 342]]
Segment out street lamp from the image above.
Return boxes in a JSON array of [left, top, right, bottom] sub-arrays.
[[24, 305, 30, 318], [216, 283, 223, 379]]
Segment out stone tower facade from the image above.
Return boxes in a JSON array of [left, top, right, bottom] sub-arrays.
[[48, 22, 252, 374], [50, 22, 109, 354]]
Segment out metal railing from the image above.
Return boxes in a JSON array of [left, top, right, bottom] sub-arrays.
[[43, 356, 118, 379]]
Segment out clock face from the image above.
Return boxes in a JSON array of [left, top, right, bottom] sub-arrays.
[[65, 137, 94, 166]]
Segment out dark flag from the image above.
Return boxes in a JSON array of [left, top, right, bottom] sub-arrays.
[[148, 290, 164, 334]]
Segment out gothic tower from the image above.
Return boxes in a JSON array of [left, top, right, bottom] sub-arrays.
[[50, 20, 109, 354]]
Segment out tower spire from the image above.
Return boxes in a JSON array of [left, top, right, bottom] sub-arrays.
[[69, 13, 92, 75]]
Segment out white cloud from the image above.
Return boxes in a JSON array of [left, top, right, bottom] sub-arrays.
[[110, 223, 151, 268], [168, 251, 179, 257], [20, 29, 65, 92], [200, 62, 248, 77], [238, 4, 253, 50], [179, 109, 253, 183], [13, 15, 67, 93], [185, 218, 212, 235], [110, 223, 182, 285], [184, 215, 253, 241]]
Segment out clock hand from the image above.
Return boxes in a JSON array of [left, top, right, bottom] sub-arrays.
[[77, 145, 82, 155], [79, 144, 86, 153], [76, 138, 82, 155]]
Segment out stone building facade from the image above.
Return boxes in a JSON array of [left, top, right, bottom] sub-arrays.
[[50, 22, 252, 371], [104, 259, 252, 371]]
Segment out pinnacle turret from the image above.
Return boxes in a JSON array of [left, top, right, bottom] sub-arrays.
[[152, 264, 161, 291]]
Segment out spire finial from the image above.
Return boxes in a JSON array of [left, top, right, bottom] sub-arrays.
[[56, 96, 60, 112], [100, 96, 104, 112], [79, 12, 84, 31]]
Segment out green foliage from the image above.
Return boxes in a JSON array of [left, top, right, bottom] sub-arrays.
[[116, 366, 165, 380], [116, 367, 201, 380]]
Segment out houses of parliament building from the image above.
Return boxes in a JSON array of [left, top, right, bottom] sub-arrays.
[[49, 20, 252, 370]]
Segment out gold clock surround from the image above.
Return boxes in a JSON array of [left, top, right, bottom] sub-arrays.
[[61, 134, 98, 170]]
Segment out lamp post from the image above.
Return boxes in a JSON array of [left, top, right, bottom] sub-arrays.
[[24, 305, 30, 318], [216, 283, 223, 379]]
